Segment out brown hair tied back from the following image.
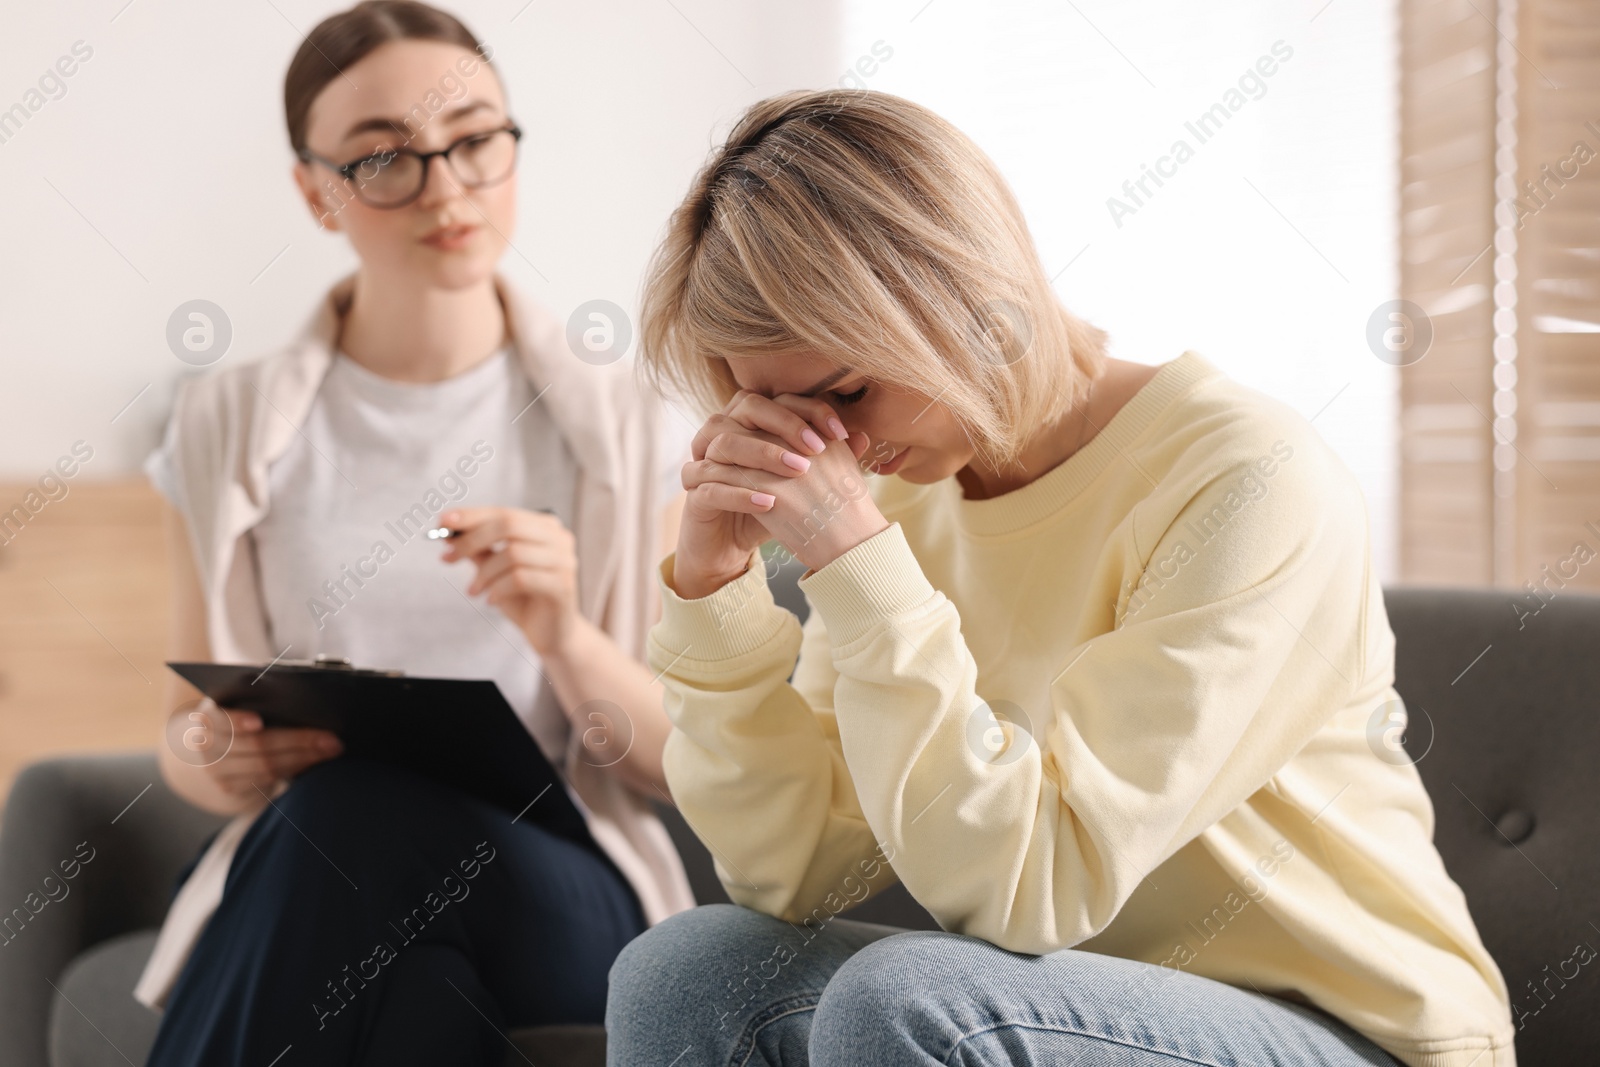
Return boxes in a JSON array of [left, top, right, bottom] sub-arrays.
[[283, 0, 492, 156]]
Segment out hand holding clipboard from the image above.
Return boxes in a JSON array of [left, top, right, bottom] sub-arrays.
[[167, 657, 599, 856]]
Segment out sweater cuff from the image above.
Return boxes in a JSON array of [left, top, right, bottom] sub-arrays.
[[652, 548, 795, 663], [797, 522, 938, 647]]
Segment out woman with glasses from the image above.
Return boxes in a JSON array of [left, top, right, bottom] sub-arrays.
[[138, 3, 696, 1064]]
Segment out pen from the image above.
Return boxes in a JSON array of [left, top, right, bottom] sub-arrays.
[[427, 508, 556, 540]]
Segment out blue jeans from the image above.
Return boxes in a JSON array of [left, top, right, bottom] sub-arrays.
[[606, 903, 1402, 1066]]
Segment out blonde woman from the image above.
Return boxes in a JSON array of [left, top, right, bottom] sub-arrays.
[[605, 90, 1515, 1067], [140, 3, 694, 1064]]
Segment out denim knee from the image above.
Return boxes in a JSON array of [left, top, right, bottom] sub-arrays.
[[814, 931, 946, 1011], [809, 931, 974, 1065], [609, 903, 773, 998], [608, 904, 796, 1034]]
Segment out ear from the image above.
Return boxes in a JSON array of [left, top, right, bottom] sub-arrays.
[[291, 160, 341, 232]]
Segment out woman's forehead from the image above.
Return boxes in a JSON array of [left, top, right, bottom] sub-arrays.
[[307, 39, 503, 149]]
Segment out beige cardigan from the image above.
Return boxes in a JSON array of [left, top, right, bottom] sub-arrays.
[[135, 271, 697, 1007]]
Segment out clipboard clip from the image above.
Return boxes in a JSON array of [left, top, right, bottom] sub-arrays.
[[277, 654, 407, 677]]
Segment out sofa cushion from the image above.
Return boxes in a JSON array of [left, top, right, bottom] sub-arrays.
[[48, 930, 162, 1067]]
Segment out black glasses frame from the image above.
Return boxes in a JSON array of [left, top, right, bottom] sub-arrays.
[[298, 122, 523, 209]]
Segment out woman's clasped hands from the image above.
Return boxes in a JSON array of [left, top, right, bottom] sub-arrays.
[[672, 388, 893, 599]]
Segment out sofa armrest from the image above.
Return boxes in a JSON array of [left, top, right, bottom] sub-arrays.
[[0, 751, 226, 1067]]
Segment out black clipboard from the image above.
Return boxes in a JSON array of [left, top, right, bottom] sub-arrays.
[[167, 659, 599, 856]]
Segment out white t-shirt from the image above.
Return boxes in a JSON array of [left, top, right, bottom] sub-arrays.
[[147, 344, 698, 767], [245, 347, 577, 765]]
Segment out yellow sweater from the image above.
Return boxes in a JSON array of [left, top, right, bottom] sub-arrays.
[[647, 351, 1515, 1067]]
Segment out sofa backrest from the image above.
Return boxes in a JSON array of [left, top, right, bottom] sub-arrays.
[[1386, 587, 1600, 1065]]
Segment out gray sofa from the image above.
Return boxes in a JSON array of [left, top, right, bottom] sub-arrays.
[[2, 579, 1596, 1065]]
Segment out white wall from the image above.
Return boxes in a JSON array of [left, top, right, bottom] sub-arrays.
[[843, 0, 1400, 580], [0, 0, 844, 479], [1, 0, 1397, 577]]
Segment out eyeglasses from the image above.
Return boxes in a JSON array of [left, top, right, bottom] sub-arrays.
[[298, 123, 523, 209]]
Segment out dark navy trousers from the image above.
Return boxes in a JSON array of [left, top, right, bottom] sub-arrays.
[[146, 757, 647, 1067]]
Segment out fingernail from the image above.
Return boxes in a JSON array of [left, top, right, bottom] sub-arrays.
[[827, 418, 848, 441], [801, 428, 827, 453], [750, 492, 776, 508], [321, 737, 342, 752], [781, 451, 811, 472]]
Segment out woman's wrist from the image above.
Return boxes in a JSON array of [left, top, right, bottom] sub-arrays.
[[670, 550, 757, 601], [537, 609, 592, 666], [792, 514, 892, 573]]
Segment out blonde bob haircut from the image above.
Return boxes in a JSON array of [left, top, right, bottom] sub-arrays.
[[638, 89, 1109, 471]]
